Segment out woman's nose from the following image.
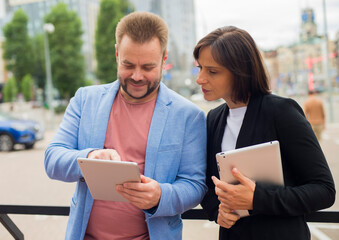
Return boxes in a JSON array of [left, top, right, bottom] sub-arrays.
[[196, 72, 207, 85]]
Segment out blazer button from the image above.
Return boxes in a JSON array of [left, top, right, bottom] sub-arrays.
[[80, 177, 85, 182]]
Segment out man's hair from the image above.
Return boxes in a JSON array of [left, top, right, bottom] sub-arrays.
[[193, 26, 271, 104], [116, 11, 168, 57]]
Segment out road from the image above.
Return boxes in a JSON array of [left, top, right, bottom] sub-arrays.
[[0, 95, 339, 240]]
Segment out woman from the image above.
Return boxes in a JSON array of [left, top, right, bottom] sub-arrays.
[[194, 26, 335, 240]]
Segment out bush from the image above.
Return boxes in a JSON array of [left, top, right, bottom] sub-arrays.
[[3, 77, 18, 102], [21, 74, 33, 101], [54, 104, 67, 114]]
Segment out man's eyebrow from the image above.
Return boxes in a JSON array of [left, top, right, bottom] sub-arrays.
[[122, 60, 134, 65], [143, 63, 157, 67], [121, 60, 157, 67]]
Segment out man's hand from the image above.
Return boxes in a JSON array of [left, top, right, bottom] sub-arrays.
[[87, 149, 121, 161], [212, 168, 255, 210], [116, 175, 161, 210]]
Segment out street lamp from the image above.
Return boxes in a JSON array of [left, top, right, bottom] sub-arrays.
[[43, 23, 55, 129]]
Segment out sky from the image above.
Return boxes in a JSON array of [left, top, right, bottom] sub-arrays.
[[194, 0, 339, 50]]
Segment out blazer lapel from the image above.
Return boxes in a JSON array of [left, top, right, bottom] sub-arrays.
[[89, 82, 119, 148], [144, 83, 171, 178], [214, 104, 229, 154], [236, 95, 263, 148]]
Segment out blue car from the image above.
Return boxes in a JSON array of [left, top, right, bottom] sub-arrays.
[[0, 112, 44, 151]]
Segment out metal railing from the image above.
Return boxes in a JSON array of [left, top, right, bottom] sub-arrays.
[[1, 205, 339, 240]]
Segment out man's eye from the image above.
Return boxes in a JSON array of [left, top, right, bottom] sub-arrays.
[[209, 70, 217, 74], [144, 67, 154, 71]]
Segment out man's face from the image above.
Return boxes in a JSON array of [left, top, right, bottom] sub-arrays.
[[116, 35, 167, 103]]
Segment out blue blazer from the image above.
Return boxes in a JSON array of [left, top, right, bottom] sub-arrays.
[[45, 81, 207, 240]]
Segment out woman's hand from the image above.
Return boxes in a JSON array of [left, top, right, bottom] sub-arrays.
[[212, 168, 256, 210], [217, 205, 240, 229]]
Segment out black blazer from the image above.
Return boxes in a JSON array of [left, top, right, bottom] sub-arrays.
[[201, 94, 335, 240]]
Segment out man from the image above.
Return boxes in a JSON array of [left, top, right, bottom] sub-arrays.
[[45, 12, 207, 240], [304, 90, 325, 141]]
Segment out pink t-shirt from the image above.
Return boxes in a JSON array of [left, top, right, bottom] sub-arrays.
[[84, 90, 156, 240]]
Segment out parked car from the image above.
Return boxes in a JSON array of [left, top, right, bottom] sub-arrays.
[[0, 112, 44, 151]]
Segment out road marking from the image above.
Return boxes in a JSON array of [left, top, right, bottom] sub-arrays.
[[309, 225, 332, 240]]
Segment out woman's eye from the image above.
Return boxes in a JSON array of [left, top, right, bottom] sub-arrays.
[[209, 70, 216, 74]]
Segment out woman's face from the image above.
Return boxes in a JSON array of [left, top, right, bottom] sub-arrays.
[[196, 46, 235, 104]]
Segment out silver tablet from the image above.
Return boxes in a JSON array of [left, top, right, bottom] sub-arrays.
[[216, 141, 284, 186], [77, 158, 141, 202], [216, 141, 284, 217]]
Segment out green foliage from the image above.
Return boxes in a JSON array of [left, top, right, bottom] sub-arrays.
[[95, 0, 132, 84], [31, 34, 46, 89], [54, 104, 67, 114], [3, 77, 18, 102], [44, 3, 85, 100], [21, 74, 34, 101], [2, 9, 33, 90]]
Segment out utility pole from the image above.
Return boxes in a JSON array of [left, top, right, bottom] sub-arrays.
[[322, 0, 334, 122], [43, 23, 55, 129]]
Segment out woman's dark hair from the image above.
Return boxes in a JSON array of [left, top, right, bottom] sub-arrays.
[[193, 26, 271, 103]]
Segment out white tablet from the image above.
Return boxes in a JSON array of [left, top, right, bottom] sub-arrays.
[[216, 141, 284, 217], [77, 158, 141, 202]]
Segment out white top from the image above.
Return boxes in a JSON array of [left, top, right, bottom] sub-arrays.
[[221, 106, 247, 152]]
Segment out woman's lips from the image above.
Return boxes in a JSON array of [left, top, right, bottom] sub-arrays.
[[202, 88, 209, 94]]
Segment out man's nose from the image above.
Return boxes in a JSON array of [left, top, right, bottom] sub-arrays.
[[131, 69, 143, 81]]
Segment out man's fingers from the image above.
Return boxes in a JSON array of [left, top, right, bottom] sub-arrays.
[[140, 175, 151, 183], [87, 149, 121, 161]]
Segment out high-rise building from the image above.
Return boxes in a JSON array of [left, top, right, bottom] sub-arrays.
[[129, 0, 197, 94]]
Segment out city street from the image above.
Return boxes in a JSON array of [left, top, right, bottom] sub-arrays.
[[0, 95, 339, 239]]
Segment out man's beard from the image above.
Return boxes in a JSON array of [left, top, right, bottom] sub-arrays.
[[118, 74, 162, 100]]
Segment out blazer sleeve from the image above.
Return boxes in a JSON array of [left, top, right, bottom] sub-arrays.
[[44, 88, 97, 182], [200, 110, 221, 222], [252, 98, 335, 216]]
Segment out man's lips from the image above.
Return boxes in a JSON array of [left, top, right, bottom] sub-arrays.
[[127, 80, 146, 87]]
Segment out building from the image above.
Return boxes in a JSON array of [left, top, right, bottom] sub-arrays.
[[300, 8, 318, 42], [262, 50, 279, 92], [129, 0, 197, 95], [263, 7, 338, 96]]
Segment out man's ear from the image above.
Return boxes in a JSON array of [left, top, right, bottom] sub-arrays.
[[163, 50, 168, 65], [115, 44, 119, 63]]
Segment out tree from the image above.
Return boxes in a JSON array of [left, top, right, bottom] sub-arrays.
[[95, 0, 132, 83], [44, 3, 85, 100], [3, 77, 18, 102], [31, 34, 46, 90], [21, 74, 34, 101], [2, 9, 33, 91]]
